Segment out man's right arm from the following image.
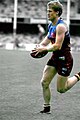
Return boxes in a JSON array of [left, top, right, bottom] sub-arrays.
[[40, 34, 51, 46]]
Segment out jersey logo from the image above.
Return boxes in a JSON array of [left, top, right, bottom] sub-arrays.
[[51, 32, 56, 38]]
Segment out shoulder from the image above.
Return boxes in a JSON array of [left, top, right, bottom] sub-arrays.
[[56, 23, 67, 33]]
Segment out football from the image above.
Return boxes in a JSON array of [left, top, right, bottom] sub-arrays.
[[30, 50, 48, 59]]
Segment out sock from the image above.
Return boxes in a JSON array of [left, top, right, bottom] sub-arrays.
[[43, 103, 50, 107], [74, 72, 80, 81]]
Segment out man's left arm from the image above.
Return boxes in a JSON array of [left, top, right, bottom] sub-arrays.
[[47, 24, 67, 52]]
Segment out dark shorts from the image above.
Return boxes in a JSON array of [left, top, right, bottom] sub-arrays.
[[47, 51, 73, 77]]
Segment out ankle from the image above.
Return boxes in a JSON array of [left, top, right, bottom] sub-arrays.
[[43, 103, 50, 107], [74, 72, 80, 81], [77, 72, 80, 76]]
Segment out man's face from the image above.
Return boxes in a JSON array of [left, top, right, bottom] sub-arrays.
[[47, 6, 58, 21]]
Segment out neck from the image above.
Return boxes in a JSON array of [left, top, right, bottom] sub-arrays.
[[52, 17, 60, 26]]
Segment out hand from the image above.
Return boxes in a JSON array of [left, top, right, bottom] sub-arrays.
[[33, 44, 47, 56]]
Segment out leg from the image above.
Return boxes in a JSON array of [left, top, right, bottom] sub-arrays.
[[40, 65, 57, 113], [56, 51, 79, 93], [57, 74, 79, 93], [41, 65, 57, 104]]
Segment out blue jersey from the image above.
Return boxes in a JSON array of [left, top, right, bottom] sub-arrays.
[[47, 19, 73, 76], [47, 18, 71, 52]]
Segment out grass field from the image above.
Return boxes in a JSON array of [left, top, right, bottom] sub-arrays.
[[0, 49, 80, 120]]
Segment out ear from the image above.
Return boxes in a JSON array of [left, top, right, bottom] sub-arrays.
[[56, 11, 59, 15]]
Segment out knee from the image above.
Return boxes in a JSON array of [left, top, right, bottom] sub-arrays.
[[41, 80, 49, 89], [57, 88, 66, 93]]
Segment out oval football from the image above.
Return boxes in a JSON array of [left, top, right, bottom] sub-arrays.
[[30, 50, 48, 58]]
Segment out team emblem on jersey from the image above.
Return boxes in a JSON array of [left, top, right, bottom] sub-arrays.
[[51, 32, 56, 38]]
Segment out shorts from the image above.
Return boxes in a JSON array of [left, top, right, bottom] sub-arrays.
[[47, 51, 73, 77]]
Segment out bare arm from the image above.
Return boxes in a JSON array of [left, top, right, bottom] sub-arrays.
[[47, 24, 67, 52], [39, 34, 51, 46], [34, 24, 67, 54]]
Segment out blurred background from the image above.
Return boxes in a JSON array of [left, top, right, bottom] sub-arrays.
[[0, 0, 80, 50], [0, 1, 80, 120]]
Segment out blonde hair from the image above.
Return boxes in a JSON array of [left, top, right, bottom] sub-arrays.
[[47, 1, 63, 17]]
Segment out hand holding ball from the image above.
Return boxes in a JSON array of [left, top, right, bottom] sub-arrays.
[[30, 45, 48, 59]]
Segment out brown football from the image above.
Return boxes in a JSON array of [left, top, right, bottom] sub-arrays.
[[30, 50, 48, 58]]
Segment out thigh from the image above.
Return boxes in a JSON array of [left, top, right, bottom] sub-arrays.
[[57, 52, 73, 77], [41, 65, 57, 84], [57, 74, 68, 90]]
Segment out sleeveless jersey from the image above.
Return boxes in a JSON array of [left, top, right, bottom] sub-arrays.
[[47, 18, 71, 54]]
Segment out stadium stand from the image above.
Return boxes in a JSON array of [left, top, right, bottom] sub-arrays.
[[0, 0, 77, 19], [0, 0, 47, 18], [0, 0, 80, 49]]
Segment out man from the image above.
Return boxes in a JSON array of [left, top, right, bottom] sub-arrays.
[[37, 24, 45, 41], [34, 1, 80, 113]]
